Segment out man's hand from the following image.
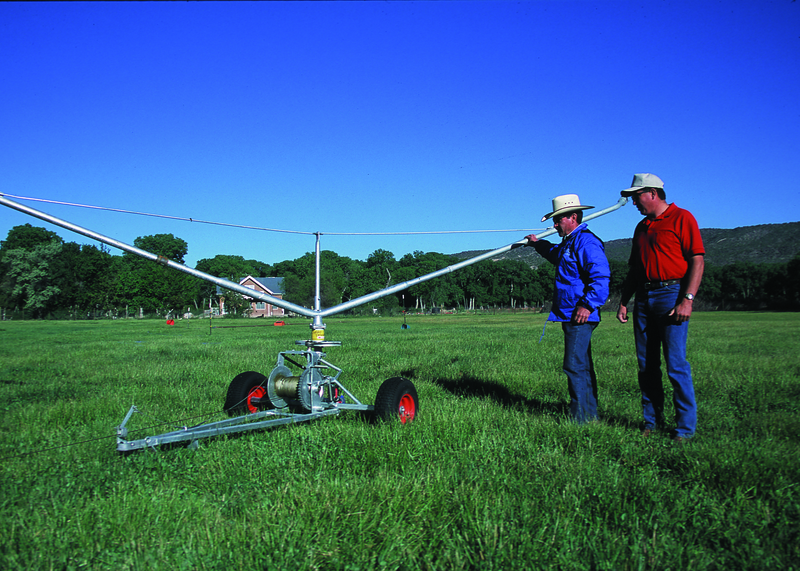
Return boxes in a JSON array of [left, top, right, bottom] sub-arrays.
[[668, 298, 693, 323], [512, 234, 538, 250], [667, 255, 703, 323], [617, 304, 628, 323], [572, 305, 591, 324]]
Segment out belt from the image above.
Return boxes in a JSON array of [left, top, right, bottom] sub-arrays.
[[643, 279, 681, 290]]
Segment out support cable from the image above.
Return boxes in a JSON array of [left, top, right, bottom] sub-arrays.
[[0, 192, 545, 236]]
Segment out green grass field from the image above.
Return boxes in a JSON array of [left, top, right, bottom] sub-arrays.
[[1, 312, 798, 570]]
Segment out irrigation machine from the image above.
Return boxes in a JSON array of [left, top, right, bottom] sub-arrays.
[[0, 193, 626, 452]]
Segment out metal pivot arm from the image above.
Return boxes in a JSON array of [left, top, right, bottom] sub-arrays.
[[0, 194, 315, 318], [318, 196, 628, 317]]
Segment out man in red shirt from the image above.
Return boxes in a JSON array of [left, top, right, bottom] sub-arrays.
[[616, 173, 705, 443]]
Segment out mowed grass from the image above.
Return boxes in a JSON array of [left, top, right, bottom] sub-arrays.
[[0, 312, 798, 570]]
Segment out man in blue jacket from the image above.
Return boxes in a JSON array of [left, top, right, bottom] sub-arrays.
[[527, 194, 611, 423]]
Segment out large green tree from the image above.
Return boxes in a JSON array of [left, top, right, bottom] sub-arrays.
[[0, 224, 65, 316], [0, 223, 62, 251], [3, 241, 63, 318], [52, 243, 115, 316], [113, 234, 202, 316], [359, 249, 400, 313]]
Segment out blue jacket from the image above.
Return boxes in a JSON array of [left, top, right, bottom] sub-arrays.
[[533, 223, 610, 322]]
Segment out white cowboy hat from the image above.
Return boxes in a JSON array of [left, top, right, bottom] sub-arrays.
[[620, 173, 664, 196], [541, 194, 594, 222]]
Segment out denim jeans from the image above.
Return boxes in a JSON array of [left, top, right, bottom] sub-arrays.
[[633, 284, 697, 437], [562, 322, 599, 423]]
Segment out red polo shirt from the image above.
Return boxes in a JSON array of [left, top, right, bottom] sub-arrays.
[[629, 203, 705, 282]]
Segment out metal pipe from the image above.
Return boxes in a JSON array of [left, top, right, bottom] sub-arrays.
[[583, 196, 629, 223], [0, 194, 317, 318], [320, 237, 533, 316], [318, 196, 628, 317], [312, 233, 324, 331], [314, 233, 321, 313]]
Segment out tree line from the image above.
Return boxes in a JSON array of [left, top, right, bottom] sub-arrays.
[[1, 223, 798, 319]]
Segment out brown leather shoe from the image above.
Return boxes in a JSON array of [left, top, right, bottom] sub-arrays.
[[673, 436, 685, 444], [641, 429, 653, 437]]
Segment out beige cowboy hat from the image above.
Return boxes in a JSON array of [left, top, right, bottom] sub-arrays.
[[541, 194, 594, 222], [620, 173, 664, 196]]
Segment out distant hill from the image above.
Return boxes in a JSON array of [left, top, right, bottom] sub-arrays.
[[454, 222, 800, 268]]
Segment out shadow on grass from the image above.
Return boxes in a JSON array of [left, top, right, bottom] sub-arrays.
[[403, 368, 640, 430], [404, 368, 569, 417]]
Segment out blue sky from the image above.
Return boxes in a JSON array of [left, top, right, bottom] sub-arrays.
[[2, 1, 799, 267]]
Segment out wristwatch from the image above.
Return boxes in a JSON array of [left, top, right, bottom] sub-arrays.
[[684, 293, 695, 301]]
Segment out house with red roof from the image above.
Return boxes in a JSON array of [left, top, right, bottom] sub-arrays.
[[219, 276, 285, 318]]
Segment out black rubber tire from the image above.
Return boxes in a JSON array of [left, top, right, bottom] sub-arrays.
[[223, 371, 270, 416], [374, 377, 418, 423]]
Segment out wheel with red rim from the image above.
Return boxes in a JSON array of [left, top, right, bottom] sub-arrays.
[[374, 377, 418, 423], [223, 371, 271, 416]]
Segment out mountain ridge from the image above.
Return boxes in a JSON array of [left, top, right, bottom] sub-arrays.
[[453, 221, 800, 267]]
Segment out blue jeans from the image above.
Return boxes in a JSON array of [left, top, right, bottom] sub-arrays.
[[562, 322, 599, 423], [633, 284, 697, 437]]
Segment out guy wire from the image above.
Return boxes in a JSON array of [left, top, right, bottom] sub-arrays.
[[1, 193, 545, 236]]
